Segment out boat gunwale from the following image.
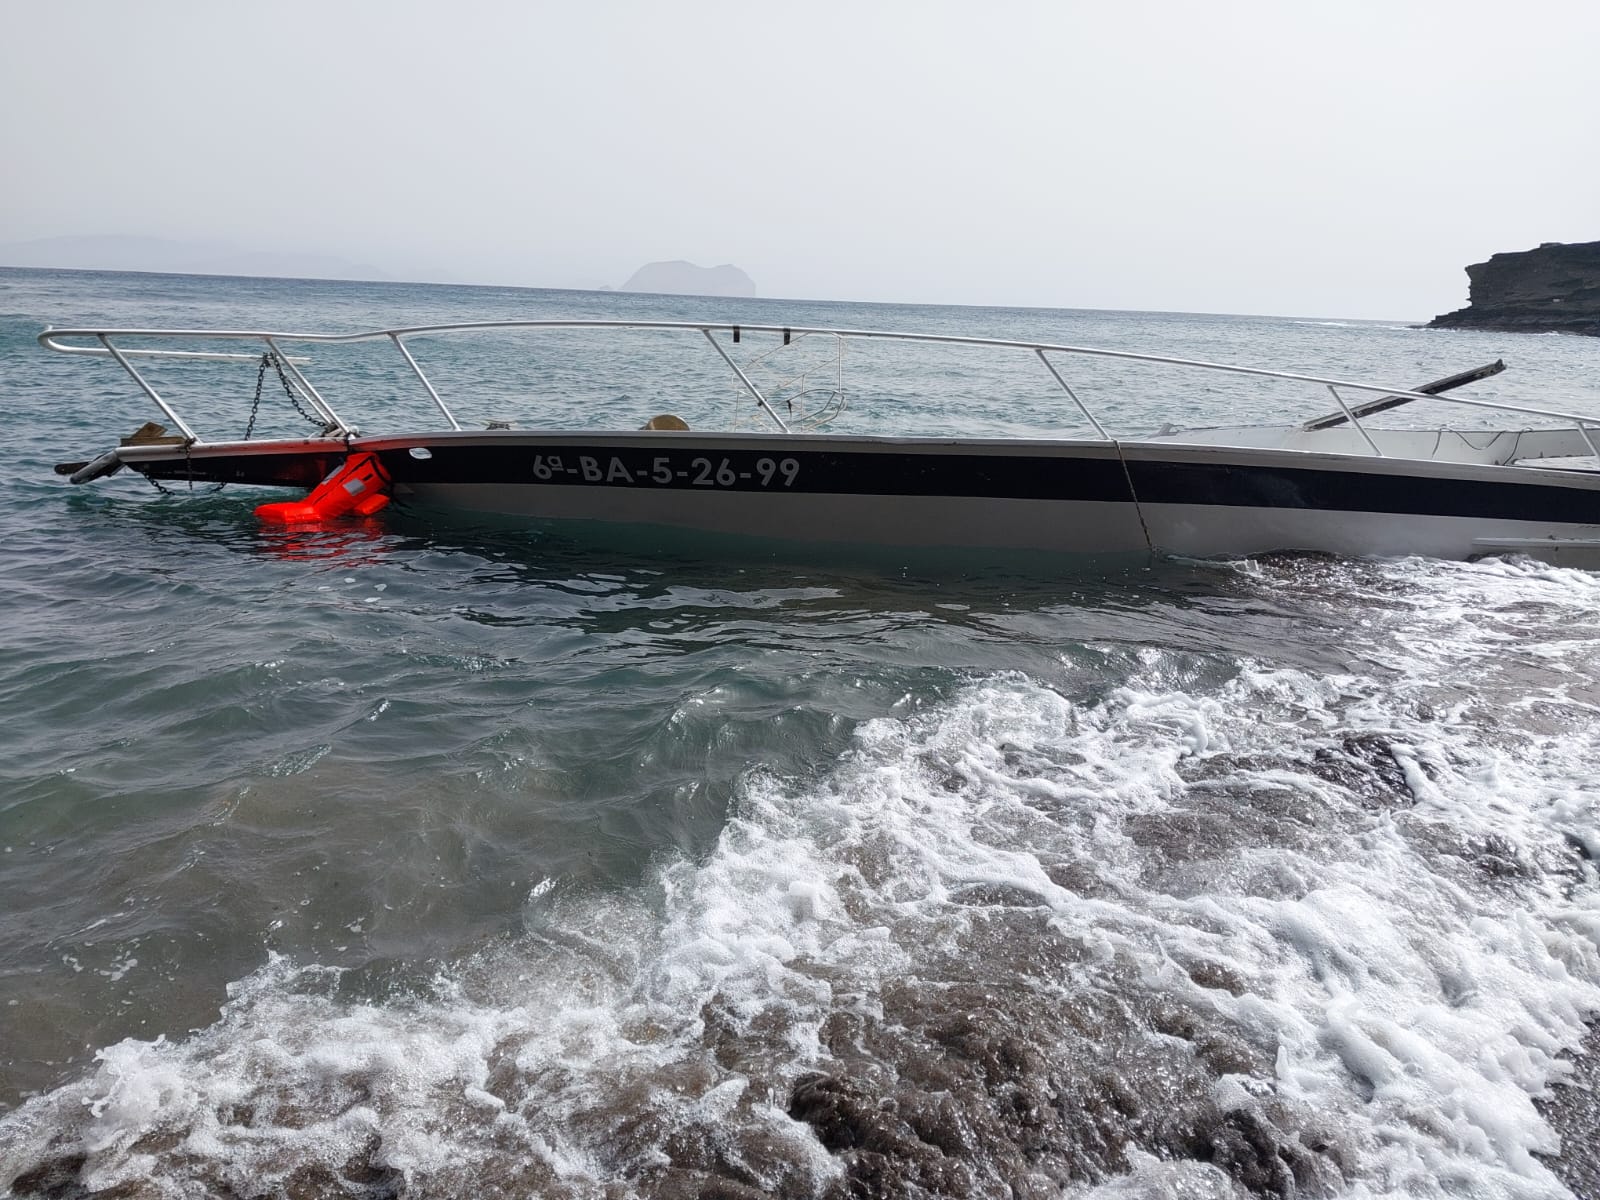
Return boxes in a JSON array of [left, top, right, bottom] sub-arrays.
[[113, 427, 1600, 492]]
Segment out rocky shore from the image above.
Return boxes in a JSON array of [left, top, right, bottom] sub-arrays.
[[1536, 1020, 1600, 1197], [1428, 241, 1600, 336]]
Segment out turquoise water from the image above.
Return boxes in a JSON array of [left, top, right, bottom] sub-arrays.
[[2, 269, 1599, 1198]]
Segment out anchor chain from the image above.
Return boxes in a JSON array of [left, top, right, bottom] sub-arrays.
[[263, 351, 331, 433], [241, 353, 269, 441], [143, 444, 215, 497], [144, 350, 326, 497]]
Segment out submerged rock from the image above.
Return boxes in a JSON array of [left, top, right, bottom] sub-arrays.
[[1428, 240, 1600, 336]]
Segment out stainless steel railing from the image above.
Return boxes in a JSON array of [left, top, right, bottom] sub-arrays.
[[38, 319, 1600, 457]]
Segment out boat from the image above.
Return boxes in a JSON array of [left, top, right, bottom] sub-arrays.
[[42, 318, 1600, 566]]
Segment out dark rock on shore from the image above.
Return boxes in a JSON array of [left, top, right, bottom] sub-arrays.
[[1428, 241, 1600, 336], [1534, 1019, 1600, 1199]]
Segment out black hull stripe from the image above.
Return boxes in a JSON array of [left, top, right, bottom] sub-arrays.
[[381, 444, 1132, 503], [377, 444, 1600, 525], [130, 440, 1600, 527], [1126, 460, 1600, 523]]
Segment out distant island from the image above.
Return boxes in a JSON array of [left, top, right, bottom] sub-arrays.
[[0, 235, 388, 282], [619, 260, 756, 298], [2, 238, 766, 299], [1428, 240, 1600, 336]]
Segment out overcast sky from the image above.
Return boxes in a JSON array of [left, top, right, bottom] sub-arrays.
[[3, 0, 1596, 319]]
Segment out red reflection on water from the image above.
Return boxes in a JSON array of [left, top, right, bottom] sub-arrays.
[[254, 516, 393, 564]]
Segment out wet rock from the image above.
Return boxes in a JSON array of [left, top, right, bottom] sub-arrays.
[[1411, 825, 1553, 901], [1309, 733, 1415, 807], [1186, 959, 1248, 997], [785, 963, 1359, 1200], [126, 1129, 184, 1157], [1533, 1020, 1600, 1199], [1190, 1107, 1337, 1198], [949, 882, 1050, 908], [1124, 809, 1237, 870], [789, 1072, 975, 1200], [339, 1136, 407, 1198], [1043, 857, 1117, 899], [1466, 833, 1534, 880], [1149, 997, 1201, 1041], [899, 1091, 973, 1158], [284, 1159, 402, 1200], [653, 1173, 772, 1200], [8, 1153, 88, 1200], [1193, 1032, 1259, 1078], [1134, 766, 1345, 878], [929, 1012, 1053, 1098], [817, 1009, 872, 1060], [788, 1073, 896, 1153]]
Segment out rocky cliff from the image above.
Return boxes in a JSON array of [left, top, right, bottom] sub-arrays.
[[1428, 241, 1600, 335]]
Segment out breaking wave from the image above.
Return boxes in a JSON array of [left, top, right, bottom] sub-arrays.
[[3, 557, 1600, 1199]]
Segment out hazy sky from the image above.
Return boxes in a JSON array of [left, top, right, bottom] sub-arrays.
[[3, 0, 1597, 318]]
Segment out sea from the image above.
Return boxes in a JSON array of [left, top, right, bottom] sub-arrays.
[[1, 267, 1599, 1200]]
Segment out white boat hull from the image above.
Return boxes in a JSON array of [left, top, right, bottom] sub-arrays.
[[347, 429, 1600, 565]]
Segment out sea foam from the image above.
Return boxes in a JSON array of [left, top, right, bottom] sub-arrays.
[[3, 557, 1599, 1198]]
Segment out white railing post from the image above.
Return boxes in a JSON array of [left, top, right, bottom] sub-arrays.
[[1578, 423, 1600, 460], [1327, 386, 1383, 456], [701, 329, 789, 433], [1036, 349, 1110, 439], [390, 334, 463, 430], [96, 335, 199, 442]]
